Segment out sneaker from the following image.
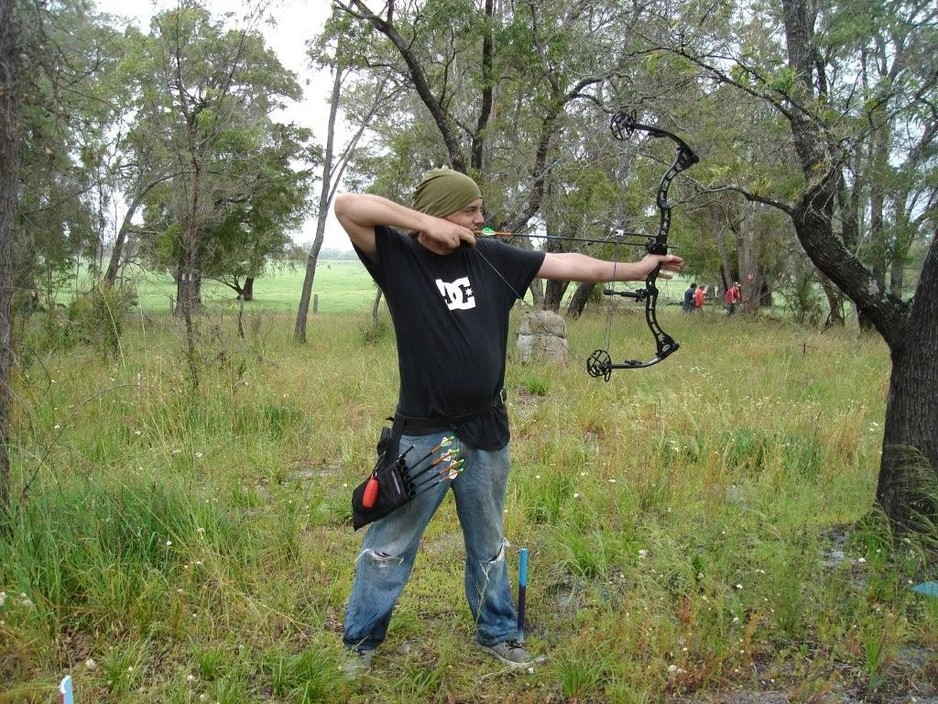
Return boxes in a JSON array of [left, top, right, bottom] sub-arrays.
[[480, 639, 536, 668], [341, 647, 374, 679]]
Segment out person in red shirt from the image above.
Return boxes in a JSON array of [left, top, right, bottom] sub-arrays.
[[724, 281, 740, 314], [693, 283, 706, 311]]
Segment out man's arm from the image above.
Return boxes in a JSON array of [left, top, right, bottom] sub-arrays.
[[333, 193, 476, 257], [537, 252, 684, 283]]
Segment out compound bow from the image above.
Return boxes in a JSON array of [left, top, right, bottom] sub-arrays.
[[585, 109, 699, 380]]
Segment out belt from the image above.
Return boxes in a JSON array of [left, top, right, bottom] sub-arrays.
[[394, 389, 507, 434]]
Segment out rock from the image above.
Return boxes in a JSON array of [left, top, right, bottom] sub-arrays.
[[516, 309, 569, 363]]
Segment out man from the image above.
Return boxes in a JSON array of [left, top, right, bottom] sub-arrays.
[[693, 283, 706, 311], [683, 282, 697, 312], [334, 168, 683, 677], [724, 281, 740, 315]]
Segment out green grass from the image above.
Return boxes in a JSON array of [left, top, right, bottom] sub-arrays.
[[60, 259, 377, 315], [2, 284, 936, 703]]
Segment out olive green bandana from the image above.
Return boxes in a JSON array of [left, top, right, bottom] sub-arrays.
[[411, 168, 481, 218]]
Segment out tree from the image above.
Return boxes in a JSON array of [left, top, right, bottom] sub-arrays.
[[332, 0, 656, 311], [0, 0, 24, 517], [671, 0, 938, 530], [125, 2, 307, 385], [294, 16, 400, 343], [13, 2, 120, 309], [2, 0, 122, 512]]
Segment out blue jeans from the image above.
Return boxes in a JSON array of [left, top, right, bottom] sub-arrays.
[[343, 432, 518, 651]]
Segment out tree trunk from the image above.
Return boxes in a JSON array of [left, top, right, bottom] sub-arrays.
[[737, 205, 762, 315], [566, 282, 596, 318], [296, 56, 343, 343], [0, 0, 23, 517], [876, 231, 938, 530], [528, 278, 544, 308], [862, 175, 888, 331], [543, 280, 569, 312], [890, 258, 904, 299], [175, 270, 203, 314], [104, 176, 173, 286], [818, 273, 844, 327], [714, 224, 734, 291], [241, 276, 254, 301]]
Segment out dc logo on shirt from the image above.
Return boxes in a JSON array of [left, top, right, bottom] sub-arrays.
[[436, 277, 476, 311]]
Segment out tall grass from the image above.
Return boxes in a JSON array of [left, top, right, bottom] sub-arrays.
[[2, 303, 935, 703]]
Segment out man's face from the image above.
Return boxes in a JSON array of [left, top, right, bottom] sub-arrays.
[[444, 198, 485, 229]]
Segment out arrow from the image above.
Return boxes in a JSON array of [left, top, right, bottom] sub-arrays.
[[474, 227, 661, 248]]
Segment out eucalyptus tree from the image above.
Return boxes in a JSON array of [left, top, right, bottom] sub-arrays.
[[13, 2, 124, 307], [126, 2, 308, 385], [294, 14, 406, 343], [654, 0, 938, 530], [0, 0, 23, 516], [331, 0, 643, 251], [1, 0, 122, 513], [138, 119, 314, 302]]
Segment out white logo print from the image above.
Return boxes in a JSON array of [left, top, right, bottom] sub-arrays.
[[436, 276, 476, 311]]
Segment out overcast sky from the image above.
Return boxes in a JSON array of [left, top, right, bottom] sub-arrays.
[[94, 0, 351, 249]]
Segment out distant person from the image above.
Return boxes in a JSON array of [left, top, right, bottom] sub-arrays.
[[693, 283, 706, 311], [683, 283, 697, 312], [724, 281, 740, 315]]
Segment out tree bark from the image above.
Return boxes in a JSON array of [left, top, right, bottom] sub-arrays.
[[818, 273, 844, 327], [877, 231, 938, 530], [0, 0, 23, 517], [737, 204, 762, 315], [714, 224, 734, 292]]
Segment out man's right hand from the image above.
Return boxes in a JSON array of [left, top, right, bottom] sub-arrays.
[[415, 220, 477, 254]]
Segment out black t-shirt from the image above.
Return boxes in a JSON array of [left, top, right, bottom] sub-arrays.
[[356, 227, 545, 450]]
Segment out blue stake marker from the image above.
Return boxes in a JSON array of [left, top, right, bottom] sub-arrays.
[[912, 582, 938, 598], [59, 676, 74, 704], [518, 547, 528, 641]]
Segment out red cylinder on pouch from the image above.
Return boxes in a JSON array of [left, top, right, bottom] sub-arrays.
[[362, 476, 379, 508]]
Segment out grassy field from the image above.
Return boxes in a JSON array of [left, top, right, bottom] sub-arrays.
[[77, 261, 727, 317], [2, 277, 937, 703], [65, 259, 379, 315]]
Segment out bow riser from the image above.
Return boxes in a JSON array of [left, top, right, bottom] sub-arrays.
[[587, 110, 698, 380]]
